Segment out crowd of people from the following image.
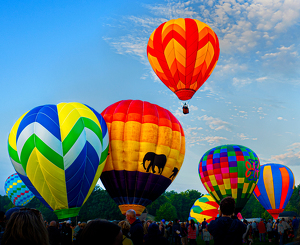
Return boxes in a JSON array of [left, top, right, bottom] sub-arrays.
[[0, 200, 299, 245]]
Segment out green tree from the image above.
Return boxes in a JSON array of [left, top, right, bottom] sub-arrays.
[[155, 203, 177, 221], [285, 184, 300, 214], [170, 189, 202, 221], [78, 185, 124, 221], [146, 195, 169, 215]]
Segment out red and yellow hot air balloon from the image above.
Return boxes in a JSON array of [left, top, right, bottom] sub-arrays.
[[147, 18, 220, 113], [100, 100, 185, 215], [189, 194, 219, 224]]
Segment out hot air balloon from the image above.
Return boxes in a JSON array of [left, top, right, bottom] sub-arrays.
[[8, 102, 109, 219], [5, 173, 34, 206], [189, 194, 219, 224], [198, 144, 260, 212], [100, 100, 185, 215], [253, 163, 294, 219], [147, 18, 220, 113]]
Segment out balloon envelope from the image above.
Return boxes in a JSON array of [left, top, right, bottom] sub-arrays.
[[189, 194, 219, 224], [198, 144, 260, 212], [147, 18, 220, 101], [5, 173, 34, 206], [8, 103, 109, 219], [100, 100, 185, 215], [253, 163, 294, 219]]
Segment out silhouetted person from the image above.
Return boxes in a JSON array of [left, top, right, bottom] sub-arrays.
[[144, 223, 169, 245], [48, 221, 61, 245], [61, 221, 72, 245], [208, 196, 246, 245], [2, 207, 49, 245], [78, 219, 122, 245]]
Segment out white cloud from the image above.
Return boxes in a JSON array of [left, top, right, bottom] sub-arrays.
[[256, 77, 268, 82], [277, 117, 283, 120], [271, 143, 300, 166], [232, 77, 252, 87], [202, 136, 228, 144], [199, 115, 232, 131], [262, 45, 298, 59], [103, 35, 148, 64], [237, 133, 249, 140]]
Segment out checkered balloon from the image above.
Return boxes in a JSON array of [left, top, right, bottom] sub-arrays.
[[5, 173, 34, 206], [198, 145, 260, 212]]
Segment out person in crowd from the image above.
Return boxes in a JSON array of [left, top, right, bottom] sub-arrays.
[[203, 227, 211, 245], [188, 219, 197, 245], [207, 196, 246, 245], [242, 219, 251, 245], [251, 220, 257, 241], [282, 218, 290, 243], [201, 218, 208, 239], [159, 220, 166, 237], [278, 219, 285, 245], [143, 220, 152, 235], [258, 218, 266, 242], [47, 221, 61, 245], [61, 221, 72, 245], [172, 219, 181, 245], [180, 222, 188, 245], [273, 219, 280, 244], [75, 222, 86, 244], [126, 209, 143, 245], [293, 216, 300, 238], [166, 221, 173, 244], [286, 225, 300, 245], [2, 207, 50, 245], [118, 220, 133, 245], [143, 223, 169, 245], [266, 219, 273, 242], [78, 219, 122, 245], [73, 222, 81, 244]]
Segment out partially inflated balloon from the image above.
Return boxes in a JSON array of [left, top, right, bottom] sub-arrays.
[[8, 103, 108, 219], [189, 194, 219, 224], [253, 163, 294, 219], [5, 173, 34, 206], [199, 145, 260, 212], [147, 18, 220, 101], [101, 100, 185, 215]]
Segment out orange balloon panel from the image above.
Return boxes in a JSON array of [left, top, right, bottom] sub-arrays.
[[147, 18, 220, 101], [100, 100, 185, 215]]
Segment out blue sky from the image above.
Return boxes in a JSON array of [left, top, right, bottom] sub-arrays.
[[0, 0, 299, 197]]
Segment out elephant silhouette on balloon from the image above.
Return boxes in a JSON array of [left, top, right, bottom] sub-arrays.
[[142, 152, 167, 174]]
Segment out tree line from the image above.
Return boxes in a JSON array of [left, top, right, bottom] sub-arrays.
[[0, 184, 299, 222]]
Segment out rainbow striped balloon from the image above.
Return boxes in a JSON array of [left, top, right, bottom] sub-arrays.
[[253, 163, 294, 219], [5, 173, 34, 206], [189, 194, 219, 224], [199, 145, 260, 212], [8, 103, 109, 219]]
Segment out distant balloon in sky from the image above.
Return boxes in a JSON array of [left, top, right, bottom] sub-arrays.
[[8, 102, 109, 219], [189, 194, 219, 224], [147, 18, 220, 113], [199, 144, 260, 212], [5, 173, 34, 206], [253, 163, 295, 219], [100, 100, 185, 215]]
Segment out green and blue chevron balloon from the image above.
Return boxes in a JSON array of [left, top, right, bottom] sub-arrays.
[[5, 173, 34, 206], [8, 102, 109, 219]]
